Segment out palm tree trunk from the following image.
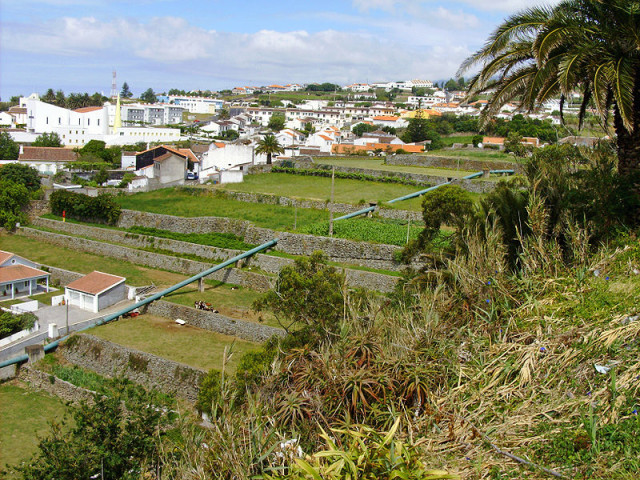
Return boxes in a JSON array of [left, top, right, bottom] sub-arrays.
[[615, 73, 640, 219], [267, 153, 272, 165]]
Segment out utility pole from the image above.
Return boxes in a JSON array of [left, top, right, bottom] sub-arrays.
[[329, 166, 335, 237], [65, 300, 69, 335]]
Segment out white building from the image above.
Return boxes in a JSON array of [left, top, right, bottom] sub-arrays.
[[13, 94, 181, 146], [157, 95, 223, 114]]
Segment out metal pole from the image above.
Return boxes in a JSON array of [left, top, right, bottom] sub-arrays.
[[66, 301, 69, 335], [406, 219, 411, 244]]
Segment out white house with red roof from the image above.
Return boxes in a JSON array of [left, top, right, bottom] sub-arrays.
[[0, 251, 50, 300], [64, 271, 126, 313]]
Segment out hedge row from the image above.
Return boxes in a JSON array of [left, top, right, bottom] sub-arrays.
[[271, 166, 425, 186], [50, 190, 122, 225]]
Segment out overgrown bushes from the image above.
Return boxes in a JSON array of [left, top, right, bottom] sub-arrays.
[[0, 311, 37, 340], [50, 190, 121, 225]]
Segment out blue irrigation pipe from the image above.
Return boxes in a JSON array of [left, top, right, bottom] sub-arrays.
[[333, 206, 376, 222], [386, 181, 452, 204], [0, 239, 278, 369], [490, 169, 515, 175], [462, 171, 484, 180]]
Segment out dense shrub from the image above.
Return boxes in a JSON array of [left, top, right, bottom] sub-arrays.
[[0, 311, 37, 339], [50, 190, 121, 224]]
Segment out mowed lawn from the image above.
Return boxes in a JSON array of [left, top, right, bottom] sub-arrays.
[[116, 188, 328, 230], [88, 315, 262, 372], [219, 173, 428, 211], [0, 234, 269, 321], [0, 384, 69, 476]]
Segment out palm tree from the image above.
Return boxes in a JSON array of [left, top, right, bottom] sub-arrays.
[[255, 134, 284, 165], [459, 0, 640, 181]]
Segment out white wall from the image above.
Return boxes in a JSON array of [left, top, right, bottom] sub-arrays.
[[220, 170, 244, 184], [201, 144, 256, 171]]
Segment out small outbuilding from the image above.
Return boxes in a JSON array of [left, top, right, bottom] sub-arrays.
[[64, 271, 126, 313]]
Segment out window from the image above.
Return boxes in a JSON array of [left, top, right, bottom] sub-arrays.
[[58, 117, 61, 124], [46, 117, 48, 124], [87, 119, 90, 126], [25, 281, 28, 287], [97, 119, 100, 126]]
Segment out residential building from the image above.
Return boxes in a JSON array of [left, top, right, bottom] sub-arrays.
[[156, 95, 223, 114], [64, 271, 126, 313], [0, 250, 50, 300]]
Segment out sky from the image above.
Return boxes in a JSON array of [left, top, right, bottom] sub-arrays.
[[0, 0, 560, 100]]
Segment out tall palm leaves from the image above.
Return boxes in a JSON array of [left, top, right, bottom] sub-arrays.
[[255, 134, 284, 165], [459, 0, 640, 182]]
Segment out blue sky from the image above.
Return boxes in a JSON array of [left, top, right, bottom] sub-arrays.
[[0, 0, 560, 99]]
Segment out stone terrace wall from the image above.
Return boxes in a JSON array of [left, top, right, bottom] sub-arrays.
[[145, 301, 284, 342], [215, 190, 422, 222], [60, 334, 205, 402], [249, 158, 497, 193], [19, 366, 96, 405], [387, 154, 525, 174], [44, 265, 84, 286], [19, 227, 273, 291], [117, 210, 404, 271], [29, 219, 399, 292]]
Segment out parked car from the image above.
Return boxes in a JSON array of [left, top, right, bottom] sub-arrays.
[[186, 172, 199, 180]]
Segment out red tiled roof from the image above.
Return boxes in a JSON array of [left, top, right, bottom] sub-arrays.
[[19, 147, 77, 162], [65, 271, 125, 295], [0, 250, 15, 264], [0, 265, 49, 284], [74, 106, 103, 113]]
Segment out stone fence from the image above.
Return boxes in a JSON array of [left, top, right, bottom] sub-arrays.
[[145, 301, 284, 343], [28, 219, 400, 292], [19, 366, 96, 405], [117, 210, 406, 271], [213, 190, 422, 222], [19, 227, 274, 291], [387, 153, 524, 174], [60, 334, 205, 402]]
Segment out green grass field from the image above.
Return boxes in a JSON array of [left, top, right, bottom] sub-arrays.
[[423, 149, 515, 161], [116, 188, 329, 230], [219, 173, 427, 211], [312, 157, 477, 178], [0, 383, 69, 476], [88, 315, 262, 372]]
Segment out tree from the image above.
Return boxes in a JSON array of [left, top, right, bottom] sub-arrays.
[[0, 131, 19, 160], [444, 78, 459, 91], [32, 132, 62, 147], [121, 82, 133, 99], [503, 132, 528, 157], [0, 178, 30, 229], [42, 88, 56, 104], [255, 134, 284, 165], [254, 251, 345, 334], [140, 88, 157, 104], [267, 113, 286, 132], [218, 108, 230, 120], [14, 384, 169, 480], [459, 0, 640, 203], [0, 164, 41, 191], [352, 122, 377, 137]]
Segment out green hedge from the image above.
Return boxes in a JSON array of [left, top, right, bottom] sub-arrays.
[[271, 166, 424, 186], [50, 190, 121, 225], [0, 311, 37, 340]]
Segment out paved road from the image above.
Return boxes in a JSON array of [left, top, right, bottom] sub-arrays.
[[0, 300, 135, 363]]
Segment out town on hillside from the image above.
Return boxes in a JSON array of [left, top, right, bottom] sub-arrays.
[[1, 1, 638, 478]]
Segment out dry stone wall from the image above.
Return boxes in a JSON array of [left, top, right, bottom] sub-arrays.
[[216, 190, 422, 222], [387, 154, 524, 173], [19, 227, 273, 291], [19, 366, 96, 405], [44, 265, 84, 286], [145, 301, 284, 342], [60, 334, 205, 402], [27, 219, 399, 292], [117, 210, 405, 271]]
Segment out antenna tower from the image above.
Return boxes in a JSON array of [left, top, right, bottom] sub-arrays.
[[110, 70, 117, 99]]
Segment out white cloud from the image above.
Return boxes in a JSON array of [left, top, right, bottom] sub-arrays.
[[2, 15, 474, 85]]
